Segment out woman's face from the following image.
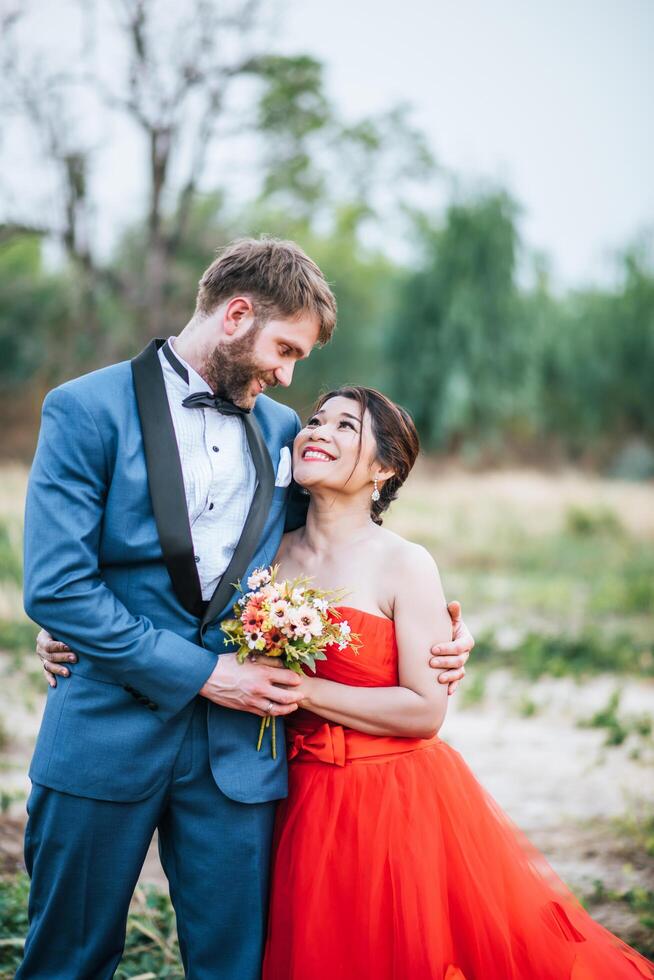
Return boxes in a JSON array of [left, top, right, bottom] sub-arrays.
[[292, 396, 379, 495]]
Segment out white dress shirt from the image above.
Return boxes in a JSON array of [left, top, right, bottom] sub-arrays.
[[158, 338, 256, 601]]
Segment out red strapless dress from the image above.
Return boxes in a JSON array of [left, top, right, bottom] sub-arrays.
[[262, 607, 653, 980]]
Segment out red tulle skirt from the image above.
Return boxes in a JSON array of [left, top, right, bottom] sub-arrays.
[[263, 723, 653, 980]]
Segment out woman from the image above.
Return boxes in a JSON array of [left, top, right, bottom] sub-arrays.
[[263, 385, 653, 980]]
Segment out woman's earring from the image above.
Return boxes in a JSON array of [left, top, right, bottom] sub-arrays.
[[371, 478, 380, 503]]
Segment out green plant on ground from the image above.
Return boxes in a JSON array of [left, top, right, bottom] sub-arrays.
[[472, 629, 654, 680], [0, 874, 29, 979], [0, 521, 22, 587], [458, 670, 487, 708], [0, 876, 184, 979], [612, 810, 654, 859], [0, 720, 10, 753], [0, 790, 26, 815], [584, 879, 654, 959], [578, 690, 653, 748], [516, 693, 538, 718], [564, 505, 624, 539], [0, 620, 37, 657]]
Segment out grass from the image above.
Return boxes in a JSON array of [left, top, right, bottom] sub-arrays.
[[471, 629, 654, 680], [391, 479, 654, 640], [578, 690, 653, 748], [0, 521, 22, 588], [583, 878, 654, 959], [0, 877, 184, 979], [0, 620, 36, 657]]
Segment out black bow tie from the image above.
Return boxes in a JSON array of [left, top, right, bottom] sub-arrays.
[[161, 339, 250, 416], [182, 391, 249, 416]]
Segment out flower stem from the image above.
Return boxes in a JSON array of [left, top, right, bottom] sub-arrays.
[[256, 718, 266, 752]]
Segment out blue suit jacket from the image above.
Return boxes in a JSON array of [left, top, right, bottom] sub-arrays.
[[23, 340, 308, 804]]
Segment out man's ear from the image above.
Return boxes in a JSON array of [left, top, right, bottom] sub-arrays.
[[223, 296, 255, 337]]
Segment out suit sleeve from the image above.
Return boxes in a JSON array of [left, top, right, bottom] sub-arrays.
[[23, 386, 218, 723], [283, 411, 309, 532]]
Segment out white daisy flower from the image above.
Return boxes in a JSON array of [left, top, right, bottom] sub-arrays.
[[247, 568, 271, 590], [269, 599, 291, 626], [289, 604, 323, 642]]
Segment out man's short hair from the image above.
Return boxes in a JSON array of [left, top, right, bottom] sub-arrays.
[[196, 237, 337, 345]]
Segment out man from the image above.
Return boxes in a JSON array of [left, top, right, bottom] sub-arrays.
[[21, 237, 473, 979]]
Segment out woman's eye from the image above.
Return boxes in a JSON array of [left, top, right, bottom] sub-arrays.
[[339, 420, 355, 430], [306, 418, 319, 427]]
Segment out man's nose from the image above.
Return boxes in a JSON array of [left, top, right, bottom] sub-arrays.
[[275, 362, 295, 387]]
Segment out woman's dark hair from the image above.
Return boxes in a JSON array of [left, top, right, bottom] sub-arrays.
[[311, 386, 420, 525]]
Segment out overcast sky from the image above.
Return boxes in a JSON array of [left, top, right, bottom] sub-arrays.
[[275, 0, 654, 287]]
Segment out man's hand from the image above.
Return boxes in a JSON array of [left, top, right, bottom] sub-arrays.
[[36, 629, 77, 688], [429, 601, 475, 696], [199, 654, 303, 717]]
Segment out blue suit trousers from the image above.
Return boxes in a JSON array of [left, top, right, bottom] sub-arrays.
[[17, 700, 277, 980]]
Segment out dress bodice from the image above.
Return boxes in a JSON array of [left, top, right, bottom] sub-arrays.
[[310, 605, 399, 688], [287, 607, 431, 764]]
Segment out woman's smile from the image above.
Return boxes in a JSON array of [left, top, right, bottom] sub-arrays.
[[301, 446, 337, 462]]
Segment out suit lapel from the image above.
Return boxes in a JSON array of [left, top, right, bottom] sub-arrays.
[[202, 410, 275, 629], [131, 339, 205, 618]]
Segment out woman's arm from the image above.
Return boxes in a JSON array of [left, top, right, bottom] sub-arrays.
[[298, 544, 451, 738]]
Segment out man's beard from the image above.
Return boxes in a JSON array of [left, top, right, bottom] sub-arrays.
[[202, 323, 276, 408]]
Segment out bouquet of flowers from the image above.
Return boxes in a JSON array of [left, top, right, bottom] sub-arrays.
[[222, 564, 360, 759]]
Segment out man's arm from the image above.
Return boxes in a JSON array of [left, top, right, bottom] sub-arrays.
[[23, 385, 219, 721], [27, 386, 302, 720]]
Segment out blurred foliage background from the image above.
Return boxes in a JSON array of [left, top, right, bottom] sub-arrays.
[[0, 0, 652, 472]]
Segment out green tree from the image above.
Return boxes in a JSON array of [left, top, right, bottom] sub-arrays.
[[389, 191, 525, 453], [0, 235, 71, 389], [535, 239, 654, 458]]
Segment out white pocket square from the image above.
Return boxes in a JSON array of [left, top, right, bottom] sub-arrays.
[[274, 446, 293, 487]]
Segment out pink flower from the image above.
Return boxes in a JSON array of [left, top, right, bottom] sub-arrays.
[[242, 601, 264, 633]]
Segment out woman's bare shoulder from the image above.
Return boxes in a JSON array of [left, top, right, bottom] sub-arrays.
[[375, 525, 436, 570], [372, 527, 441, 613]]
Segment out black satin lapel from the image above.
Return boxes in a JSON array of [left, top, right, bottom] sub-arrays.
[[202, 412, 275, 628], [131, 339, 204, 618]]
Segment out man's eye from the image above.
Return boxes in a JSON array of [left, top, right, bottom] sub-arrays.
[[280, 346, 292, 356]]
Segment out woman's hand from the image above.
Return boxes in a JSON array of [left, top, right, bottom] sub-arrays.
[[428, 601, 475, 696], [35, 629, 77, 688]]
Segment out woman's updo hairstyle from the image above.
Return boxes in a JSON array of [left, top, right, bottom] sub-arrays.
[[312, 386, 420, 525]]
